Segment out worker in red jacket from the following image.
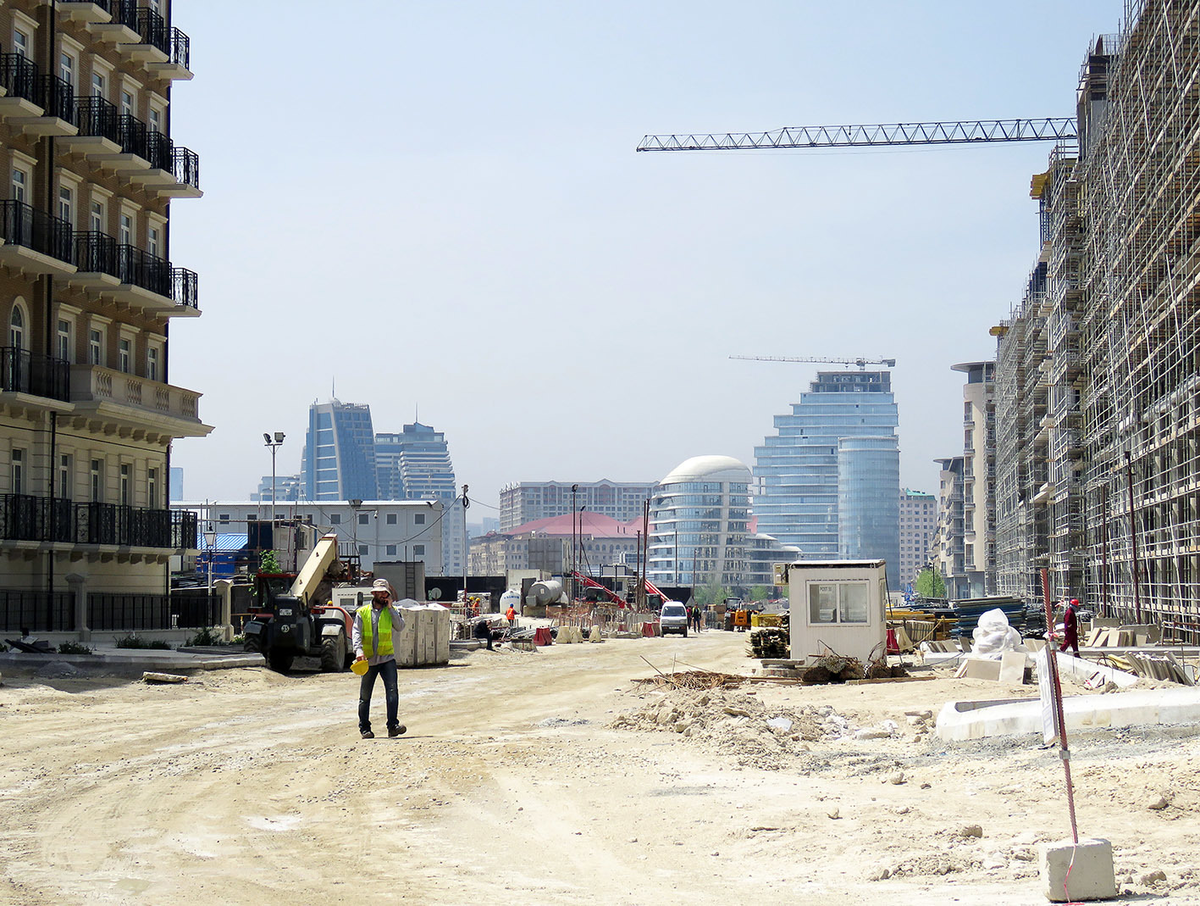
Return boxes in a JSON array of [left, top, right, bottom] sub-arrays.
[[1060, 598, 1081, 658]]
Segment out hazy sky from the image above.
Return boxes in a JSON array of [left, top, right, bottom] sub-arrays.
[[167, 0, 1125, 514]]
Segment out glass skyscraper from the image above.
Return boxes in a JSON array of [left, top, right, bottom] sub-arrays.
[[754, 370, 901, 588], [300, 400, 378, 501], [648, 455, 750, 588]]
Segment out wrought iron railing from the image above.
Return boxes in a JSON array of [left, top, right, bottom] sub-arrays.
[[0, 493, 74, 542], [0, 347, 72, 401], [0, 52, 39, 106], [0, 200, 75, 264], [75, 96, 122, 144], [171, 268, 199, 309], [0, 494, 196, 549]]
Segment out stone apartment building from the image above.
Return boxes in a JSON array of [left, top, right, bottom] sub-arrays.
[[1, 0, 204, 629]]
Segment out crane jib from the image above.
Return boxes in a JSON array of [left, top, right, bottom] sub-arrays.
[[636, 118, 1078, 152]]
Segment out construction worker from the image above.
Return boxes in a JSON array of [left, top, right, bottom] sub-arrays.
[[505, 603, 517, 631], [1060, 598, 1081, 658], [352, 579, 407, 739]]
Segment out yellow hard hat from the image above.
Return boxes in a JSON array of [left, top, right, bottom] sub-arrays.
[[351, 659, 368, 676]]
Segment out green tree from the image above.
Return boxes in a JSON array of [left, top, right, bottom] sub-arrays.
[[259, 549, 281, 574], [693, 579, 730, 607], [914, 568, 946, 599], [749, 585, 772, 602]]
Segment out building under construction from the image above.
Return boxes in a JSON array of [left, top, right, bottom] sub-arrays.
[[994, 0, 1200, 639]]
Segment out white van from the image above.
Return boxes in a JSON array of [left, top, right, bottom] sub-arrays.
[[660, 601, 689, 637]]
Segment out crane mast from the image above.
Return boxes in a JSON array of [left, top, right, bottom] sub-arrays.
[[637, 118, 1076, 152]]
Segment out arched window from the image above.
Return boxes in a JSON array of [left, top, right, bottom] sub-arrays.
[[9, 304, 26, 350]]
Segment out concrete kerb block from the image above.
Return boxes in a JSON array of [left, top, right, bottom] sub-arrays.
[[1040, 837, 1116, 902]]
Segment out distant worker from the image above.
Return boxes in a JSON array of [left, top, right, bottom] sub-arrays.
[[505, 604, 516, 631], [1060, 598, 1081, 658], [474, 616, 494, 651], [352, 579, 408, 739]]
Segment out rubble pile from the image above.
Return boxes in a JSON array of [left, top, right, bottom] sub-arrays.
[[748, 628, 789, 659], [612, 686, 857, 769]]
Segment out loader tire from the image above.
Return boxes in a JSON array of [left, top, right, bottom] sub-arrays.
[[267, 649, 294, 674], [320, 633, 346, 673]]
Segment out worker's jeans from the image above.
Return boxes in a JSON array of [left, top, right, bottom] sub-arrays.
[[358, 659, 399, 733]]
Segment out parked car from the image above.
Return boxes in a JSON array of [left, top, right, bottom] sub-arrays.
[[660, 601, 689, 637]]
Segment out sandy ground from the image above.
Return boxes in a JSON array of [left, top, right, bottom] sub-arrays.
[[2, 631, 1200, 906]]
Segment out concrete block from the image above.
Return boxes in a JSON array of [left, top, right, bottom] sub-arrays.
[[999, 650, 1028, 683], [1040, 837, 1116, 902], [960, 658, 1002, 681]]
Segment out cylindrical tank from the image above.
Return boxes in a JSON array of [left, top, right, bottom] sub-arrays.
[[527, 579, 564, 606], [500, 589, 521, 615]]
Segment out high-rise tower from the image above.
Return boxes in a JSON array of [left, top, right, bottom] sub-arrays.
[[300, 399, 377, 501], [753, 370, 900, 586]]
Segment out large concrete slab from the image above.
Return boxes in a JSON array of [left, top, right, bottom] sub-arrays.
[[937, 685, 1200, 741]]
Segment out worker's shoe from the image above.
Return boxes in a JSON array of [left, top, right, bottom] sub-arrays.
[[388, 724, 406, 738], [361, 729, 375, 739]]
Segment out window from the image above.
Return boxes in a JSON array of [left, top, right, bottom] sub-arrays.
[[118, 338, 131, 373], [807, 581, 870, 625], [58, 454, 71, 499], [9, 305, 25, 350], [119, 213, 133, 246], [13, 29, 29, 58], [89, 200, 105, 233], [147, 346, 159, 382], [121, 90, 134, 117], [120, 464, 131, 505], [358, 513, 368, 525], [413, 544, 425, 556], [57, 319, 72, 362], [90, 460, 102, 502], [330, 514, 341, 525], [148, 107, 162, 134], [11, 448, 24, 495], [58, 186, 74, 226], [91, 71, 106, 99], [147, 226, 160, 259], [218, 513, 229, 525], [386, 513, 397, 525], [88, 329, 103, 365], [148, 468, 158, 509], [386, 545, 397, 556], [358, 544, 368, 555], [414, 513, 425, 525], [11, 169, 26, 203], [60, 52, 76, 90]]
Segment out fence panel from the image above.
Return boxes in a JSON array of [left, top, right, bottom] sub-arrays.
[[88, 593, 171, 631], [171, 590, 218, 629], [0, 591, 75, 634]]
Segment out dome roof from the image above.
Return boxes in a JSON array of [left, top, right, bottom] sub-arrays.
[[661, 455, 750, 485]]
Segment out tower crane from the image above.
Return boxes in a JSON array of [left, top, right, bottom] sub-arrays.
[[730, 355, 896, 370], [637, 118, 1076, 152]]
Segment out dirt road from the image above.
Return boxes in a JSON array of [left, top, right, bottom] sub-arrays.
[[2, 632, 1199, 905]]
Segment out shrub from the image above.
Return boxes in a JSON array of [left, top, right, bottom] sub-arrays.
[[58, 640, 93, 655], [186, 626, 223, 647], [115, 634, 171, 650]]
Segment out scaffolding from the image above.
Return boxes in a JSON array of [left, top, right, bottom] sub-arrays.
[[995, 2, 1200, 636]]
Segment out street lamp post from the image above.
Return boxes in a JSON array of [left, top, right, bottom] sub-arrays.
[[204, 522, 217, 614], [263, 431, 285, 533]]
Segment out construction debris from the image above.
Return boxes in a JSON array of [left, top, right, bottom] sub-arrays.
[[142, 672, 188, 684], [633, 669, 746, 691], [802, 654, 865, 684]]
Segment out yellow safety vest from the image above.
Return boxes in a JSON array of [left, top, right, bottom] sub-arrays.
[[359, 604, 395, 658]]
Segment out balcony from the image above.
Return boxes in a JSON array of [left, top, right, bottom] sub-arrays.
[[58, 96, 123, 161], [106, 114, 202, 197], [85, 0, 141, 45], [0, 494, 195, 549], [0, 56, 78, 136], [0, 494, 75, 543], [70, 231, 199, 315], [1, 347, 72, 402], [70, 364, 209, 435], [146, 27, 192, 81], [0, 201, 78, 278]]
